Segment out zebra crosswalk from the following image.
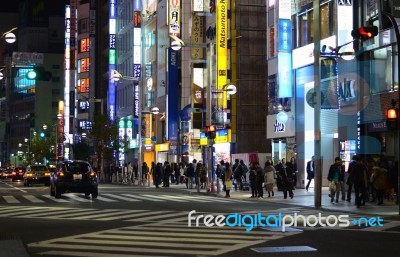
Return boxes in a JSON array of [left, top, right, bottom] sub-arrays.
[[0, 205, 192, 223], [0, 193, 250, 204], [28, 216, 295, 257]]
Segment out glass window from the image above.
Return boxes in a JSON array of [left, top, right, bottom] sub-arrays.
[[296, 2, 334, 48], [368, 47, 394, 93]]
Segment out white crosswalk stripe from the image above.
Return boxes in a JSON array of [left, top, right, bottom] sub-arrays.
[[102, 193, 141, 202], [120, 193, 163, 201], [23, 195, 45, 203], [0, 193, 255, 205], [28, 219, 294, 257], [3, 195, 19, 203], [41, 194, 69, 202]]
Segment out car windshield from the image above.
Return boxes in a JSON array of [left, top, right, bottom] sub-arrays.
[[30, 166, 48, 171], [66, 162, 91, 174]]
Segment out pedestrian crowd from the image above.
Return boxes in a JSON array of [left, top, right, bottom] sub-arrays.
[[328, 154, 398, 208], [101, 154, 398, 208]]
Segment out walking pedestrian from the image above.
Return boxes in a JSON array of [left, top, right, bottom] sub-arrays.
[[128, 162, 133, 184], [122, 162, 128, 184], [255, 162, 264, 198], [287, 157, 298, 187], [348, 156, 368, 208], [371, 163, 388, 205], [186, 163, 195, 189], [249, 163, 258, 198], [306, 156, 315, 191], [153, 162, 162, 188], [279, 161, 294, 199], [142, 162, 149, 182], [327, 157, 345, 203], [264, 160, 276, 197], [224, 162, 232, 198], [346, 155, 357, 202]]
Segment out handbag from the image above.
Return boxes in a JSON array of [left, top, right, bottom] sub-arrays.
[[225, 180, 233, 190], [285, 169, 294, 185], [329, 181, 336, 191]]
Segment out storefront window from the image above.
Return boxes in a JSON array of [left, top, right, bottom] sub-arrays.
[[296, 2, 335, 48]]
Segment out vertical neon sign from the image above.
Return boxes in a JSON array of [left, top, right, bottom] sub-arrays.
[[277, 0, 292, 98], [108, 0, 117, 121]]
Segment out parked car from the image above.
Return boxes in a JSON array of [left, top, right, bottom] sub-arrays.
[[11, 167, 26, 181], [50, 160, 98, 199], [23, 165, 51, 186]]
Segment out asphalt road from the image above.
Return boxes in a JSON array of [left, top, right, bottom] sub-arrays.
[[1, 179, 400, 257]]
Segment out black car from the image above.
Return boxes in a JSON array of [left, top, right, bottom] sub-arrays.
[[50, 160, 98, 199], [11, 167, 26, 181], [23, 165, 51, 186]]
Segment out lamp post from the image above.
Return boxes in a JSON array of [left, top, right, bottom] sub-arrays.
[[111, 70, 143, 185], [206, 82, 237, 194]]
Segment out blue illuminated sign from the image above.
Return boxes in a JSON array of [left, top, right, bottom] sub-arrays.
[[278, 19, 291, 52], [278, 52, 292, 98]]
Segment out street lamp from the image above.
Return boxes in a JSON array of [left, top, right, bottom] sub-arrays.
[[111, 70, 140, 82], [0, 28, 17, 81], [1, 27, 17, 44]]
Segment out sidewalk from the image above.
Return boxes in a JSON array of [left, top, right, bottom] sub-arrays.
[[177, 183, 400, 217], [105, 180, 400, 217]]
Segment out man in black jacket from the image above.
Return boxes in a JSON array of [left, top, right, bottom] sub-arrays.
[[327, 157, 345, 203], [306, 156, 315, 191], [348, 156, 368, 208]]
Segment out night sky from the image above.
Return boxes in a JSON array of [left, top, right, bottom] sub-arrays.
[[0, 1, 22, 13]]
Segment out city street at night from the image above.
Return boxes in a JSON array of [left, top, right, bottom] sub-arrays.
[[1, 180, 400, 257]]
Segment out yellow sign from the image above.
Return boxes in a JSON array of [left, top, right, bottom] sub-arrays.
[[200, 129, 231, 146], [216, 0, 228, 109], [200, 132, 208, 146], [214, 129, 231, 144], [155, 143, 169, 152]]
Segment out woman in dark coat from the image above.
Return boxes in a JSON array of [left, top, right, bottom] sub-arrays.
[[249, 163, 258, 198], [279, 162, 294, 199]]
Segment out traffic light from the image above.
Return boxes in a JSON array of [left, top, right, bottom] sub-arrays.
[[206, 125, 216, 139], [386, 107, 398, 130], [351, 26, 378, 40], [25, 67, 52, 81]]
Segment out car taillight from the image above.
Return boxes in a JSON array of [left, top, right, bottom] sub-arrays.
[[12, 171, 16, 175], [89, 171, 96, 177], [58, 171, 65, 177], [26, 174, 33, 177], [45, 172, 50, 176]]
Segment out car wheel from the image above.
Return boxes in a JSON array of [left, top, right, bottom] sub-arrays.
[[55, 186, 61, 199], [91, 188, 98, 199], [50, 185, 55, 196]]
